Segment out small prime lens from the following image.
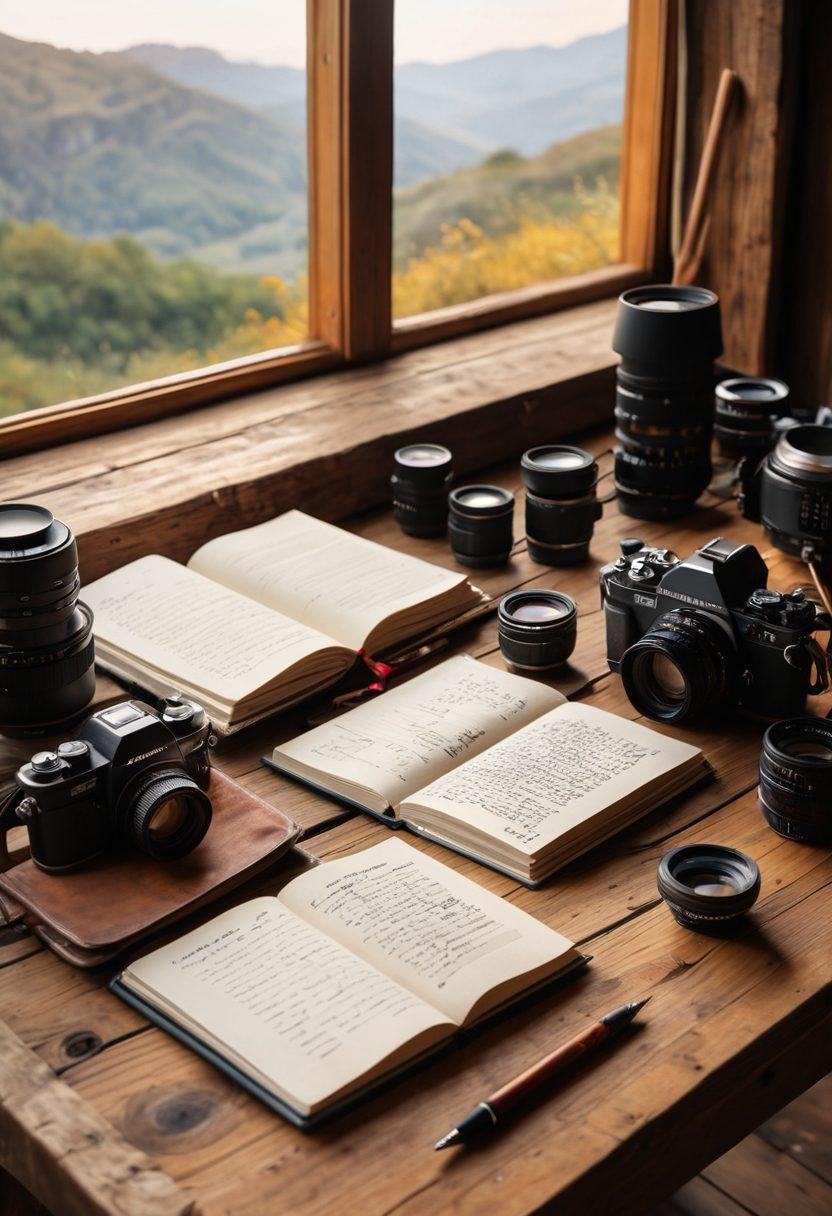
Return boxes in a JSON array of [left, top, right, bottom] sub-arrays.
[[759, 718, 832, 844], [619, 609, 735, 723], [657, 844, 761, 933], [498, 590, 577, 671], [447, 486, 514, 568], [0, 503, 95, 737], [521, 446, 602, 566], [391, 443, 453, 537], [126, 770, 213, 860], [759, 424, 832, 566], [715, 377, 789, 460], [613, 284, 723, 520]]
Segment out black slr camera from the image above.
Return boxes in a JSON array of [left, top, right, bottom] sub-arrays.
[[600, 536, 829, 723], [11, 696, 213, 873]]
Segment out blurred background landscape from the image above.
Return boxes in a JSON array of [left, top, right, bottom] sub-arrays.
[[0, 5, 626, 414]]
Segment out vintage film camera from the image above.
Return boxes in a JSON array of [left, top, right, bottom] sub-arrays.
[[600, 536, 830, 724], [8, 695, 213, 873]]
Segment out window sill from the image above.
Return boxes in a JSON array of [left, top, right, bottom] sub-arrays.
[[4, 297, 618, 581]]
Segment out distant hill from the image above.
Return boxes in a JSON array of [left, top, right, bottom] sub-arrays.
[[0, 32, 307, 271]]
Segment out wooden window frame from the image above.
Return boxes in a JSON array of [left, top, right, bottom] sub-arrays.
[[0, 0, 675, 458]]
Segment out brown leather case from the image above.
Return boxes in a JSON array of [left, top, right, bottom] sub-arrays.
[[0, 769, 299, 967]]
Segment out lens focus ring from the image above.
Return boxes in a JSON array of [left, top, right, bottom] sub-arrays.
[[127, 770, 212, 860]]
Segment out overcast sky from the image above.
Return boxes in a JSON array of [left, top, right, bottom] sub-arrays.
[[1, 0, 628, 66]]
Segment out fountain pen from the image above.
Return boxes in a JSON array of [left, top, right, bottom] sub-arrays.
[[434, 997, 651, 1151]]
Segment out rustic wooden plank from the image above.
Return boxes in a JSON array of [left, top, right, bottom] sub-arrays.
[[0, 1018, 194, 1216], [701, 1132, 832, 1216], [756, 1073, 832, 1187], [651, 1175, 751, 1216]]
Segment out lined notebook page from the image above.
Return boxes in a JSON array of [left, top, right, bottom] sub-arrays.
[[401, 701, 701, 857], [188, 510, 468, 651], [274, 655, 564, 807], [84, 555, 344, 703]]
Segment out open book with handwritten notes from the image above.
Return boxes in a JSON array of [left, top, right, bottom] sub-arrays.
[[83, 511, 482, 734], [268, 656, 710, 885], [112, 838, 584, 1126]]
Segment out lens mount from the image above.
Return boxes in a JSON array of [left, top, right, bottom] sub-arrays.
[[620, 610, 735, 723], [125, 769, 212, 860]]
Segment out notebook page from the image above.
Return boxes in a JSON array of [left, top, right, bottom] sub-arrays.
[[400, 701, 701, 858], [279, 838, 576, 1025], [85, 555, 347, 704], [188, 510, 468, 651], [274, 655, 565, 807], [123, 898, 451, 1114]]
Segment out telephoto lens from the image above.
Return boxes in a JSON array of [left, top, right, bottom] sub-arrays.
[[521, 446, 603, 566], [714, 377, 790, 460], [759, 718, 832, 844], [447, 486, 514, 568], [391, 443, 453, 537], [613, 284, 723, 519], [0, 504, 95, 737], [498, 590, 577, 671], [657, 844, 761, 934], [758, 425, 832, 567]]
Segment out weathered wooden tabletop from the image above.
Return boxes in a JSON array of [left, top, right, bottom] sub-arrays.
[[1, 431, 830, 1216]]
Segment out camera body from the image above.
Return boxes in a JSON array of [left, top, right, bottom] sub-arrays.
[[14, 696, 213, 873], [601, 536, 819, 722]]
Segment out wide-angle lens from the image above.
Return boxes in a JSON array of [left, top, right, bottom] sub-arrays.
[[759, 717, 832, 844], [0, 503, 95, 736], [714, 377, 789, 460], [126, 770, 212, 860], [657, 843, 761, 933], [447, 485, 514, 568], [498, 589, 577, 671], [391, 443, 453, 538], [619, 609, 735, 723], [612, 285, 723, 520]]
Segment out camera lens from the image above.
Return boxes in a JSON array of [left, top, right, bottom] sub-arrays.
[[447, 486, 514, 568], [521, 446, 602, 566], [391, 443, 453, 537], [612, 285, 723, 520], [0, 503, 95, 737], [657, 844, 761, 933], [620, 609, 735, 723], [498, 590, 577, 671], [126, 770, 212, 860], [714, 377, 789, 460], [758, 425, 832, 565], [759, 718, 832, 844]]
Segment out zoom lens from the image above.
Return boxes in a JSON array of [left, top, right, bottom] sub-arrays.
[[759, 718, 832, 844], [758, 425, 832, 566], [715, 377, 789, 460], [620, 609, 735, 723], [657, 844, 761, 933], [391, 443, 453, 537], [498, 590, 577, 671], [521, 446, 602, 566], [126, 770, 212, 860], [447, 486, 514, 568], [613, 285, 723, 520], [0, 503, 95, 737]]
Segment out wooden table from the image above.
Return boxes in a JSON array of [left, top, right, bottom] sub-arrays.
[[1, 430, 831, 1216]]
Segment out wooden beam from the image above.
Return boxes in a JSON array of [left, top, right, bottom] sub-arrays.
[[307, 0, 345, 350]]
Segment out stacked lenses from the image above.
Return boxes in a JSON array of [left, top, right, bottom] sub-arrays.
[[0, 504, 95, 736], [521, 446, 602, 566], [391, 443, 453, 537], [613, 285, 723, 520], [447, 486, 514, 568], [714, 377, 789, 460], [759, 718, 832, 844]]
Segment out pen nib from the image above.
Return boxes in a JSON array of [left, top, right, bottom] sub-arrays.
[[630, 996, 651, 1016], [434, 1128, 461, 1151]]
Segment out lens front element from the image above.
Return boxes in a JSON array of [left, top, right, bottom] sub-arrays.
[[127, 770, 212, 860]]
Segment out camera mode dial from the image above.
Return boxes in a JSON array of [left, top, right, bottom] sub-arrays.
[[57, 740, 90, 770], [27, 751, 69, 783]]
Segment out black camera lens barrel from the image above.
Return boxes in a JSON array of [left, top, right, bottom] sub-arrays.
[[714, 377, 789, 459], [759, 717, 832, 844], [498, 590, 577, 671], [657, 843, 761, 933], [758, 425, 832, 565], [619, 609, 735, 723], [127, 770, 213, 860], [613, 285, 723, 520], [521, 446, 603, 566], [447, 485, 514, 568], [391, 443, 453, 537]]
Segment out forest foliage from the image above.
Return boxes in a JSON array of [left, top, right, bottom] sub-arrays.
[[0, 184, 618, 416]]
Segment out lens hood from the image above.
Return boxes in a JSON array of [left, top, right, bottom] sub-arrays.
[[613, 285, 723, 372]]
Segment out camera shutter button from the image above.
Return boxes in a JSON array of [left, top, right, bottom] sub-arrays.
[[57, 740, 90, 768], [31, 751, 61, 774], [620, 538, 645, 557]]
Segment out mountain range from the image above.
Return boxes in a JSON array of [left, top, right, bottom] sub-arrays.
[[0, 26, 626, 277]]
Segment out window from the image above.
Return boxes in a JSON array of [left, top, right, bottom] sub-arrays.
[[0, 0, 674, 452]]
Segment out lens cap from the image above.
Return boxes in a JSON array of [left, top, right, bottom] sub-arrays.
[[0, 504, 71, 561]]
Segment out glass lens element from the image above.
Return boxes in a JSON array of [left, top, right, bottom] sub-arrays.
[[510, 600, 570, 623], [148, 796, 190, 841], [650, 653, 687, 698]]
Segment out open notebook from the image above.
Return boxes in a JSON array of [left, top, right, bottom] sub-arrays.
[[112, 839, 584, 1127], [268, 656, 711, 885], [83, 511, 482, 733]]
